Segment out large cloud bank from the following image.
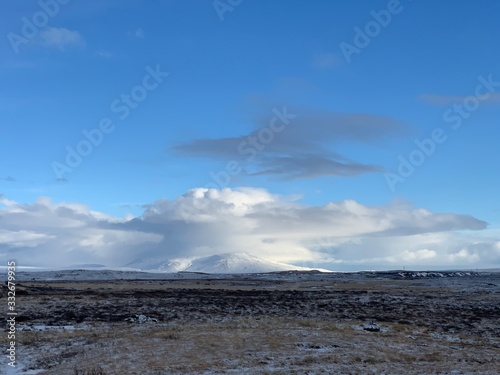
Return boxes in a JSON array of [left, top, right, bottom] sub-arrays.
[[0, 188, 498, 270]]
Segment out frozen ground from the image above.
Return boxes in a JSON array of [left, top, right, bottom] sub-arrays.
[[1, 269, 499, 374]]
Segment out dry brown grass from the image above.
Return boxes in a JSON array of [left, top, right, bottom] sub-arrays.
[[73, 365, 107, 375], [11, 316, 498, 374]]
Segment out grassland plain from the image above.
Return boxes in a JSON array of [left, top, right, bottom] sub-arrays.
[[1, 270, 499, 374]]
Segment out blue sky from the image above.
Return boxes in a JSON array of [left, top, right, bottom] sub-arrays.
[[1, 0, 499, 270]]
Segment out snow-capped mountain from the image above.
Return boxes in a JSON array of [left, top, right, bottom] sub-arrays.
[[125, 252, 331, 273]]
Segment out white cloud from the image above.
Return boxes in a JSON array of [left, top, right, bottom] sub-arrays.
[[447, 248, 480, 263], [0, 196, 18, 207], [0, 188, 497, 270], [0, 230, 54, 248], [400, 249, 437, 262], [38, 27, 84, 50]]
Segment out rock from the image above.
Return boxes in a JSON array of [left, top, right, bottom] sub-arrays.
[[363, 322, 380, 332], [125, 314, 159, 324]]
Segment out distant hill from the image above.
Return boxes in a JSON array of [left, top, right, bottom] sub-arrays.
[[124, 252, 332, 273]]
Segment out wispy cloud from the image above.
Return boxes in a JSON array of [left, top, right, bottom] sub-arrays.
[[249, 154, 382, 179], [128, 27, 145, 39], [173, 108, 411, 180], [38, 27, 84, 50]]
